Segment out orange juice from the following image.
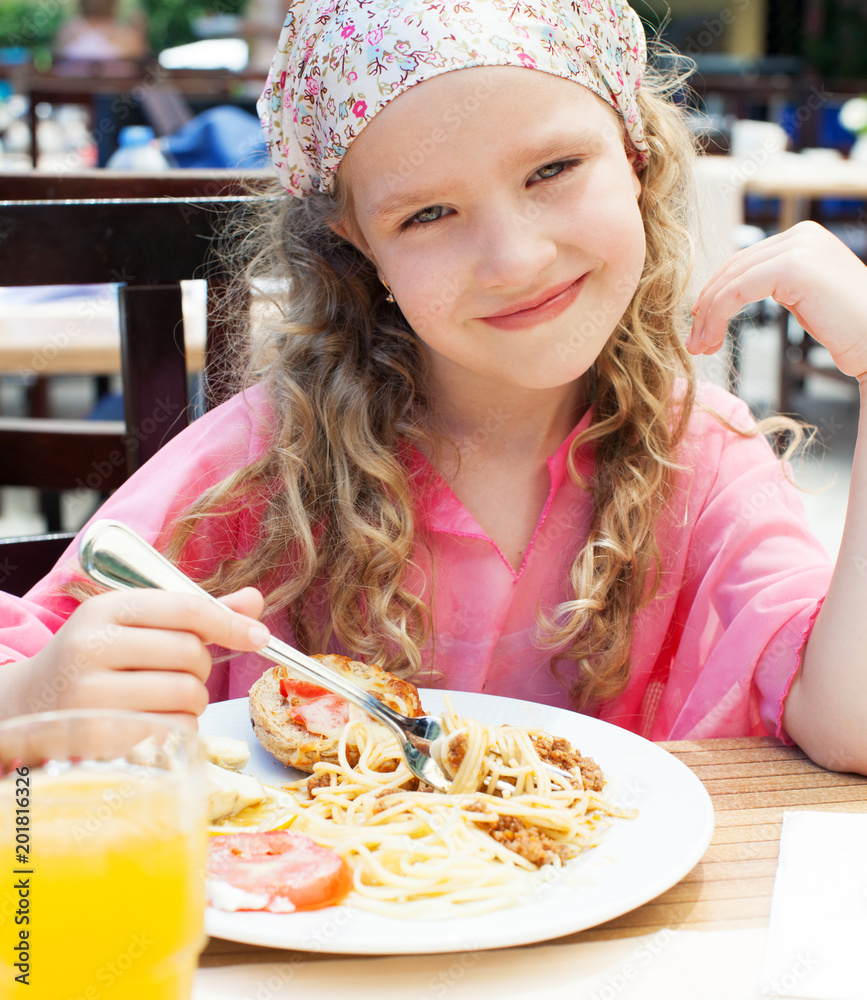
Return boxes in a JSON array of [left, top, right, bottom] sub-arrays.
[[0, 764, 206, 1000]]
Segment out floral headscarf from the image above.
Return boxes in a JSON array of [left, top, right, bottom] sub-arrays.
[[258, 0, 648, 197]]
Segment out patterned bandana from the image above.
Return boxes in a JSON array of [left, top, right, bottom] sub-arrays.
[[258, 0, 649, 198]]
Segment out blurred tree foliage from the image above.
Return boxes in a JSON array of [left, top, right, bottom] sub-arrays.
[[0, 0, 63, 58], [140, 0, 249, 53]]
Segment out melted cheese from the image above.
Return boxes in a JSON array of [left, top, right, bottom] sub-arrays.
[[289, 694, 350, 739]]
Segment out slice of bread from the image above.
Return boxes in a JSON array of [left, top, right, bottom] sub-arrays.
[[248, 654, 424, 773]]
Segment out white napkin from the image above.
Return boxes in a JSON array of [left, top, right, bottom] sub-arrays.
[[195, 927, 768, 1000], [761, 811, 867, 999]]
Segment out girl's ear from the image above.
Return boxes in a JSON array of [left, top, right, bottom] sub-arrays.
[[329, 218, 374, 260], [329, 218, 354, 244]]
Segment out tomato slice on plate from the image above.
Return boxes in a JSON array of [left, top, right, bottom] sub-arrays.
[[209, 831, 352, 912]]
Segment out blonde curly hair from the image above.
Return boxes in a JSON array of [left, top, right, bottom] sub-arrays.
[[155, 55, 804, 709]]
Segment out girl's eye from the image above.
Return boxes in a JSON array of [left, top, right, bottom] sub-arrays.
[[402, 204, 446, 229], [532, 159, 580, 182]]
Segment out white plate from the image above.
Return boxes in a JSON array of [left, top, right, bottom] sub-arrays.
[[199, 689, 714, 954]]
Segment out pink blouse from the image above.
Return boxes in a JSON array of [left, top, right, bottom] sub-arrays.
[[0, 380, 832, 741]]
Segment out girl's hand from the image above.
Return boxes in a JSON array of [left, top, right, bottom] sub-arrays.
[[688, 221, 867, 382], [7, 587, 269, 728]]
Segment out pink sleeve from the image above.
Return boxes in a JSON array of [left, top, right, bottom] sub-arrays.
[[0, 383, 275, 704], [648, 385, 833, 741]]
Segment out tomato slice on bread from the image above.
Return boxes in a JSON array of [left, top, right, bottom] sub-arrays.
[[208, 831, 352, 912], [279, 677, 331, 700]]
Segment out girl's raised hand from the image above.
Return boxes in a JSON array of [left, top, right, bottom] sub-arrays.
[[5, 587, 269, 727], [688, 221, 867, 383]]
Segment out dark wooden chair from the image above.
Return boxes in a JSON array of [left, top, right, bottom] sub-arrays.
[[0, 168, 267, 201], [0, 533, 76, 598], [0, 171, 267, 529]]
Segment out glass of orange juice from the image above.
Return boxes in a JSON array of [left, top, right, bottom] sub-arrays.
[[0, 709, 207, 1000]]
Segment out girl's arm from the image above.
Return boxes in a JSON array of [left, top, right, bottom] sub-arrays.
[[690, 221, 867, 773]]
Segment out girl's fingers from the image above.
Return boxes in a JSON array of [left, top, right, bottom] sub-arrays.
[[694, 239, 791, 318], [689, 256, 802, 355], [21, 586, 270, 721], [78, 588, 271, 653], [694, 222, 827, 303], [65, 666, 210, 717], [217, 586, 266, 622], [64, 625, 215, 680]]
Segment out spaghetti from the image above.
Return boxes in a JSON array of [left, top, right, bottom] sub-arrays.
[[272, 697, 636, 915]]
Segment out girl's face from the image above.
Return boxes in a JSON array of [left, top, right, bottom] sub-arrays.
[[336, 66, 646, 401]]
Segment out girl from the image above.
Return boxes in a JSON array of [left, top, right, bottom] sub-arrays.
[[3, 0, 867, 774]]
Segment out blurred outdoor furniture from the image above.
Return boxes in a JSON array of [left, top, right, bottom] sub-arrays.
[[0, 532, 76, 597], [743, 153, 867, 233], [685, 58, 866, 152], [0, 63, 264, 166], [0, 169, 267, 530], [0, 167, 264, 200]]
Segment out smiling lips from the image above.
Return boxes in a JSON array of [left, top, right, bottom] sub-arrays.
[[480, 274, 587, 331]]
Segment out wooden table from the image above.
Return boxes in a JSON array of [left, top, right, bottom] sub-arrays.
[[744, 153, 867, 232], [0, 281, 206, 377], [198, 737, 867, 976]]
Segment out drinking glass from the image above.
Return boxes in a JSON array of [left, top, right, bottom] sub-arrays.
[[0, 709, 207, 999]]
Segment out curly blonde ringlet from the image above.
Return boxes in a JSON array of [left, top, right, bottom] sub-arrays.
[[146, 54, 808, 706]]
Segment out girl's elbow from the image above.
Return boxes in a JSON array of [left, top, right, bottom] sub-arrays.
[[786, 723, 867, 776]]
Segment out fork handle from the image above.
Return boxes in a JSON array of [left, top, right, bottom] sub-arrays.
[[78, 519, 414, 736]]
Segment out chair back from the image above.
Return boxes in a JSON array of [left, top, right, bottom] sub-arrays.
[[0, 533, 76, 598], [0, 174, 262, 493]]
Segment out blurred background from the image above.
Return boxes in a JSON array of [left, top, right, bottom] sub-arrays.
[[0, 0, 866, 559]]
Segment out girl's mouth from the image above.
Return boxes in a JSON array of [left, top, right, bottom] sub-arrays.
[[480, 274, 587, 331]]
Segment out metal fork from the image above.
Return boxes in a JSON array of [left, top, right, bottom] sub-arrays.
[[78, 519, 455, 790], [79, 519, 578, 795]]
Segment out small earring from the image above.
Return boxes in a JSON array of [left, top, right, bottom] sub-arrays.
[[382, 279, 395, 304]]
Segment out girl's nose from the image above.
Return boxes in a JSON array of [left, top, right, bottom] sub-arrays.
[[472, 204, 558, 289]]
